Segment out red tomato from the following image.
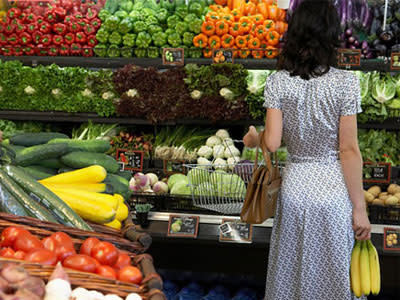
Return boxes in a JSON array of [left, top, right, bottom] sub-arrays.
[[0, 247, 15, 258], [43, 235, 75, 261], [117, 266, 143, 284], [80, 237, 100, 256], [0, 227, 30, 247], [63, 254, 99, 273], [42, 237, 57, 251], [14, 250, 26, 260], [14, 233, 43, 253], [50, 232, 74, 249], [113, 253, 131, 270], [96, 265, 117, 280], [25, 249, 57, 266], [55, 244, 76, 262], [91, 241, 118, 266]]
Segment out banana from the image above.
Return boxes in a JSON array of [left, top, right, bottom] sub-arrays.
[[350, 240, 362, 298], [367, 239, 381, 296], [360, 240, 371, 296]]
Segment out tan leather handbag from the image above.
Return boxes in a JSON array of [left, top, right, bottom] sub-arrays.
[[240, 131, 281, 224]]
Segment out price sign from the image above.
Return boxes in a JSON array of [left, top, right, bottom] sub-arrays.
[[384, 227, 400, 252], [363, 162, 391, 184], [163, 160, 186, 175], [391, 53, 400, 70], [212, 49, 234, 64], [167, 215, 199, 238], [337, 49, 361, 67], [163, 48, 184, 66], [219, 219, 253, 244], [116, 149, 144, 172]]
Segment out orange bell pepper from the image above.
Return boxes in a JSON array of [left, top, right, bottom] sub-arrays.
[[250, 14, 264, 25], [221, 34, 235, 48], [275, 21, 288, 35], [239, 16, 252, 34], [248, 37, 261, 49], [235, 35, 247, 48], [266, 30, 280, 46], [209, 35, 221, 48], [277, 8, 286, 21], [201, 21, 216, 36], [214, 0, 227, 6], [245, 2, 257, 16], [257, 3, 269, 19], [231, 9, 242, 21], [254, 25, 266, 40], [237, 0, 246, 15], [263, 19, 275, 32], [203, 48, 213, 58], [229, 22, 241, 36], [209, 5, 222, 12], [227, 0, 234, 11], [232, 46, 239, 58], [238, 49, 250, 59], [245, 33, 254, 43], [221, 14, 235, 25], [193, 34, 208, 48], [267, 5, 278, 21], [206, 12, 221, 23], [263, 0, 274, 6], [260, 40, 268, 50], [265, 46, 278, 58], [252, 50, 264, 59], [215, 20, 229, 36]]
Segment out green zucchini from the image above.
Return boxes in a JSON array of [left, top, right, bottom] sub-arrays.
[[2, 165, 92, 231], [58, 167, 75, 174], [118, 170, 132, 181], [10, 132, 69, 146], [23, 166, 55, 180], [61, 151, 119, 173], [0, 169, 57, 223], [36, 158, 65, 169], [0, 182, 29, 217], [105, 173, 130, 200], [48, 139, 111, 153], [7, 144, 25, 154], [16, 143, 69, 167]]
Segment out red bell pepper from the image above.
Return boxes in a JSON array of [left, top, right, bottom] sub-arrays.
[[15, 23, 25, 34], [7, 34, 18, 45], [45, 10, 57, 23], [23, 44, 35, 55], [85, 8, 98, 20], [36, 16, 45, 25], [48, 44, 59, 56], [0, 33, 7, 45], [54, 7, 66, 20], [32, 31, 43, 44], [40, 34, 52, 46], [77, 18, 87, 28], [64, 15, 75, 24], [25, 13, 36, 23], [90, 17, 101, 30], [0, 23, 5, 33], [61, 0, 73, 11], [82, 48, 93, 57], [87, 35, 97, 47], [52, 23, 67, 35], [4, 24, 15, 34], [69, 22, 82, 33], [19, 32, 32, 45], [17, 12, 26, 23], [27, 23, 37, 34], [7, 8, 21, 19], [84, 24, 95, 35], [59, 43, 70, 56], [64, 32, 75, 44], [53, 35, 64, 45], [39, 21, 51, 33], [14, 45, 23, 56], [2, 46, 14, 56], [9, 19, 19, 26], [74, 12, 84, 20], [70, 43, 81, 55], [36, 44, 48, 56], [75, 32, 86, 43]]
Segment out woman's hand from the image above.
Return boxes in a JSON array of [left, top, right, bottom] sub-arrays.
[[243, 126, 259, 148], [352, 207, 371, 240]]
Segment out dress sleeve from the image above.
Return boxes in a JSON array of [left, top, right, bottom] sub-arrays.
[[340, 73, 362, 116], [263, 74, 282, 110]]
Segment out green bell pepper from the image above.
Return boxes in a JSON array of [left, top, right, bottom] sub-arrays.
[[118, 17, 134, 34], [115, 10, 128, 20], [189, 2, 204, 18], [123, 33, 136, 47], [94, 44, 108, 57], [134, 48, 147, 58], [161, 0, 175, 12], [153, 32, 167, 47], [188, 18, 203, 34], [148, 25, 163, 35], [104, 16, 120, 32], [107, 45, 120, 57], [98, 10, 110, 22], [148, 47, 159, 58], [175, 22, 188, 36], [184, 13, 197, 24], [168, 32, 181, 48], [189, 47, 203, 58], [156, 8, 168, 23], [136, 32, 152, 48], [175, 0, 186, 7], [96, 28, 109, 44], [120, 0, 134, 13], [165, 28, 174, 36], [142, 8, 156, 16], [183, 32, 195, 46], [167, 15, 180, 29], [133, 21, 147, 34], [121, 47, 132, 58], [129, 10, 141, 21], [133, 1, 145, 11], [175, 5, 188, 20], [108, 31, 122, 45], [146, 15, 158, 26]]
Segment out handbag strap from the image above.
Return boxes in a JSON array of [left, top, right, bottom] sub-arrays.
[[253, 130, 279, 170]]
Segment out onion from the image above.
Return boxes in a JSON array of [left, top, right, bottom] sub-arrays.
[[348, 36, 355, 44], [345, 28, 353, 37], [19, 277, 45, 297], [153, 181, 168, 194], [133, 173, 149, 189], [361, 41, 369, 50], [1, 264, 28, 283], [145, 173, 158, 187]]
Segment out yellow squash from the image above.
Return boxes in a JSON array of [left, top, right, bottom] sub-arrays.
[[105, 218, 122, 230], [40, 165, 107, 185], [42, 183, 107, 193], [114, 194, 129, 222]]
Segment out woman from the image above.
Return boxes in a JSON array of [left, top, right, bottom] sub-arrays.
[[243, 1, 371, 299]]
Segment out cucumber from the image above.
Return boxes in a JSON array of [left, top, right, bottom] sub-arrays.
[[23, 166, 55, 180], [61, 151, 119, 173], [118, 170, 132, 181], [3, 165, 92, 231], [10, 132, 69, 146], [0, 183, 29, 217], [7, 144, 25, 154], [36, 158, 65, 169], [16, 143, 69, 167], [105, 173, 130, 200], [0, 169, 58, 223], [48, 139, 111, 153]]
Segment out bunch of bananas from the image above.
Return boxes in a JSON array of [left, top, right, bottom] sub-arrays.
[[350, 240, 381, 297]]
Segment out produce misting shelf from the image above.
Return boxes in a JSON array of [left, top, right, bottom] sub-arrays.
[[0, 55, 391, 71]]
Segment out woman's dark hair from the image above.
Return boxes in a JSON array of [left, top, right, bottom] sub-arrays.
[[278, 0, 341, 80]]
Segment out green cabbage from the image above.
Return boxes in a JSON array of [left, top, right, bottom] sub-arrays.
[[167, 174, 188, 190], [187, 168, 210, 186], [371, 73, 396, 104], [170, 181, 191, 195], [246, 70, 271, 95]]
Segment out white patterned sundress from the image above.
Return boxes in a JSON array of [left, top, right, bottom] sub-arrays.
[[263, 68, 365, 300]]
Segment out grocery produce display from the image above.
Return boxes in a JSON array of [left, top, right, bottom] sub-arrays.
[[364, 183, 400, 207]]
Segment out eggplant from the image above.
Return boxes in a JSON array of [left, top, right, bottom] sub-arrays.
[[361, 40, 369, 50], [348, 36, 356, 44], [381, 4, 393, 24], [396, 8, 400, 22], [352, 0, 361, 28], [345, 28, 353, 37], [362, 1, 372, 29], [346, 0, 353, 27], [360, 0, 366, 27], [380, 30, 395, 45], [366, 52, 374, 59], [354, 40, 360, 48], [370, 17, 382, 36], [341, 0, 347, 29], [373, 7, 381, 19], [374, 43, 387, 57]]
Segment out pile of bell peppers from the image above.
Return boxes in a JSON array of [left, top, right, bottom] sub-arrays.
[[194, 0, 288, 59], [95, 0, 210, 58], [0, 0, 105, 56]]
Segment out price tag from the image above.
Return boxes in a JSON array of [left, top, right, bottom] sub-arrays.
[[167, 215, 199, 238], [363, 162, 391, 184], [212, 49, 234, 64], [384, 227, 400, 251], [391, 53, 400, 70], [337, 48, 361, 67], [163, 160, 187, 175], [219, 219, 253, 244], [116, 149, 144, 172], [162, 48, 184, 66]]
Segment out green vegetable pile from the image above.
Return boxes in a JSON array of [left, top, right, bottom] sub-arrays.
[[95, 0, 207, 58], [0, 61, 116, 117]]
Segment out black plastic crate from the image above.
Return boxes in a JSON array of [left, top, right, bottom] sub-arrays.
[[368, 204, 400, 225]]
